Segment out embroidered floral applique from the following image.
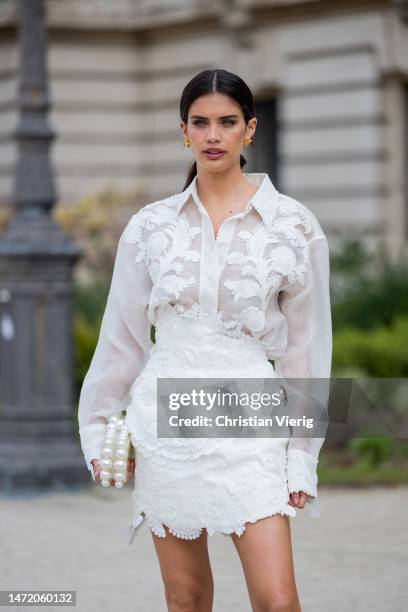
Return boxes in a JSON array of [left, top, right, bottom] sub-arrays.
[[78, 173, 331, 542], [224, 224, 282, 307], [124, 197, 201, 299], [171, 301, 259, 342], [222, 201, 314, 337], [172, 301, 201, 318], [124, 200, 178, 246], [215, 311, 255, 341], [124, 192, 316, 343], [147, 215, 201, 296]]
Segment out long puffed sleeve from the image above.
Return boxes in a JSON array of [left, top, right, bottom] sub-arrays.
[[77, 216, 153, 474], [274, 235, 332, 517]]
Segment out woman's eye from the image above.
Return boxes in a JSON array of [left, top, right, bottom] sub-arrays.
[[191, 119, 236, 126]]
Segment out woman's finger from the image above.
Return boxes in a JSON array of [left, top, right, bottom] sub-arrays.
[[291, 492, 300, 505], [296, 492, 307, 508], [289, 491, 308, 509], [125, 458, 133, 481], [91, 460, 102, 482], [93, 458, 136, 486]]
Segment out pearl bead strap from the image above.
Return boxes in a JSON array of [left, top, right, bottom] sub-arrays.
[[100, 413, 132, 488]]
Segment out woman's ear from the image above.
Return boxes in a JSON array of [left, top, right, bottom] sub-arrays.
[[248, 117, 257, 138]]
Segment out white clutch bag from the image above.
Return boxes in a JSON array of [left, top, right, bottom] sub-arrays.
[[98, 411, 135, 488]]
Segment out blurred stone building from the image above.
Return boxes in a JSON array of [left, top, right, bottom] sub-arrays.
[[0, 0, 407, 256]]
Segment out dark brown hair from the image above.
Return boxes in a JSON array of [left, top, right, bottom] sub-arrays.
[[179, 69, 255, 191]]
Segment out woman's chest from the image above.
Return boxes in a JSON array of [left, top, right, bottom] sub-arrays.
[[138, 205, 310, 322]]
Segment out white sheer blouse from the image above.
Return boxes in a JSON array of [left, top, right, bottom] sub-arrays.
[[77, 172, 332, 501]]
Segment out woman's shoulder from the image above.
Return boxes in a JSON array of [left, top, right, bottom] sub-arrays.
[[276, 191, 327, 242], [132, 191, 183, 217], [122, 189, 185, 242]]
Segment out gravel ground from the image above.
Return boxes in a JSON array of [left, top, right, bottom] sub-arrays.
[[1, 484, 407, 612]]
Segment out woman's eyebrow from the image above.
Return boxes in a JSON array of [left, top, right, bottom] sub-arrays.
[[190, 114, 240, 120]]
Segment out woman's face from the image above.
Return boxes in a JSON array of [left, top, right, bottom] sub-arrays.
[[180, 92, 257, 173]]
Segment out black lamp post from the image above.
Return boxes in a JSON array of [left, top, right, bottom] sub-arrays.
[[0, 0, 87, 489]]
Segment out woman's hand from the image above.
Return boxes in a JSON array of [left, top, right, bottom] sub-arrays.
[[288, 491, 312, 509], [90, 458, 136, 485]]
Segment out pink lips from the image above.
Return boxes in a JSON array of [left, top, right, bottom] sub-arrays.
[[203, 149, 226, 159]]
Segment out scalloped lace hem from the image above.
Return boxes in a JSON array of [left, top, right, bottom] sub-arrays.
[[126, 504, 300, 546]]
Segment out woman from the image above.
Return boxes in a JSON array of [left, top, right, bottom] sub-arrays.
[[78, 68, 332, 611]]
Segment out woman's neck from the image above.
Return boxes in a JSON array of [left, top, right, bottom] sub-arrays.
[[195, 167, 258, 212]]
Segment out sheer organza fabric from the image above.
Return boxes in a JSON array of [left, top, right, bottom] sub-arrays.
[[78, 172, 332, 535]]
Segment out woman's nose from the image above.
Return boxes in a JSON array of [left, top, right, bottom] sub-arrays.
[[207, 126, 221, 142]]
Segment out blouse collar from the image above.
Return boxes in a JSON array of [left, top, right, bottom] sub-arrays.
[[175, 172, 280, 232]]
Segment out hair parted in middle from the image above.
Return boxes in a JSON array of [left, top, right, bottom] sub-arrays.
[[179, 68, 256, 191]]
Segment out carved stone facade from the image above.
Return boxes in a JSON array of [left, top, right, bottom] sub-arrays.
[[0, 0, 407, 256]]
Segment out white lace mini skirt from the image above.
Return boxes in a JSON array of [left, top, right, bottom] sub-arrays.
[[125, 303, 298, 545]]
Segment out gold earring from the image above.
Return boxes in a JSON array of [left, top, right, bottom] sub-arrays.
[[243, 136, 253, 147], [183, 135, 191, 148]]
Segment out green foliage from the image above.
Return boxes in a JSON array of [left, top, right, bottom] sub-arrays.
[[330, 238, 408, 331], [318, 452, 408, 485], [333, 316, 408, 377], [73, 281, 108, 326], [72, 282, 108, 402], [73, 314, 100, 404], [348, 437, 394, 468], [331, 237, 408, 377]]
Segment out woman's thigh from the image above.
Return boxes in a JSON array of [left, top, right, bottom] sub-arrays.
[[230, 514, 302, 612], [151, 525, 214, 612]]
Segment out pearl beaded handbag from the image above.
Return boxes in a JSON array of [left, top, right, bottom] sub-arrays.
[[99, 411, 135, 488]]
